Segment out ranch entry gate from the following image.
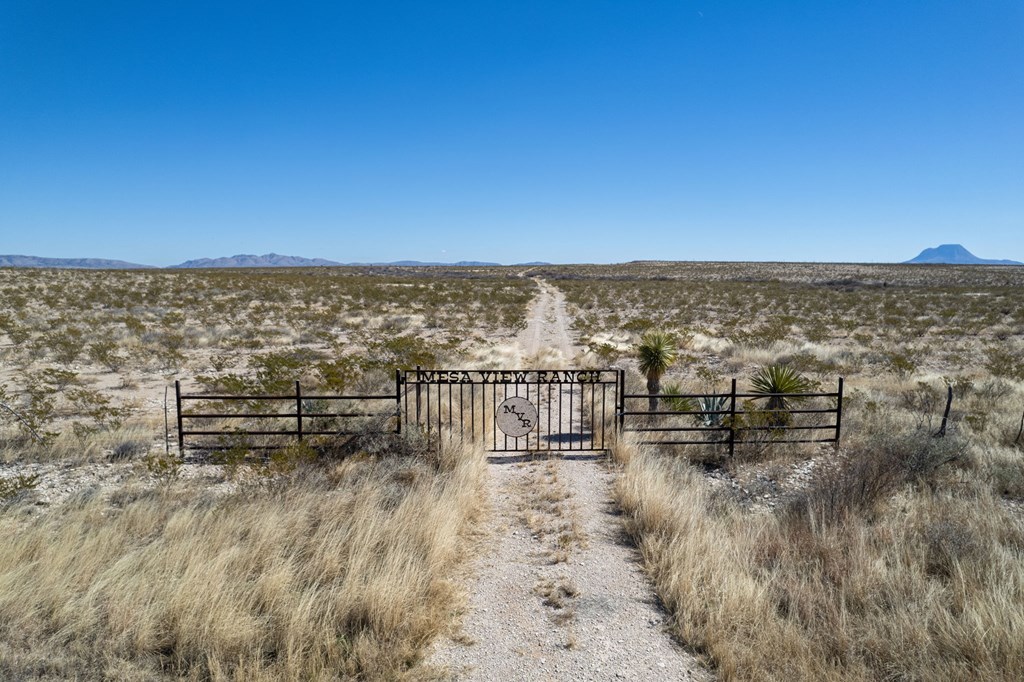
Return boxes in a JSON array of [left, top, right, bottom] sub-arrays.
[[400, 367, 620, 452], [175, 368, 842, 454]]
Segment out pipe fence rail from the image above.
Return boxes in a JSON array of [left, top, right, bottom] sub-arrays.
[[619, 377, 844, 455], [174, 372, 401, 452], [174, 370, 843, 457]]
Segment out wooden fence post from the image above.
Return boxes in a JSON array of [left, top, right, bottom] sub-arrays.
[[728, 378, 737, 457], [296, 381, 303, 443]]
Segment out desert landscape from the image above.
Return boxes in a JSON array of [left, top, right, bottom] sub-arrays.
[[1, 261, 1022, 680]]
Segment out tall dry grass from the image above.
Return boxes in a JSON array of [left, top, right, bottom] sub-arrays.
[[0, 441, 484, 680], [613, 435, 1024, 682]]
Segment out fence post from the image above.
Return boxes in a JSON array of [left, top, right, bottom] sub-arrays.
[[175, 380, 184, 454], [296, 381, 303, 443], [395, 369, 402, 435], [728, 378, 737, 457], [835, 377, 844, 446], [617, 370, 625, 433], [415, 365, 422, 425]]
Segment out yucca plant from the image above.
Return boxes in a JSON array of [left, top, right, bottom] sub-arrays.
[[749, 364, 813, 426], [637, 331, 678, 412], [661, 382, 697, 414]]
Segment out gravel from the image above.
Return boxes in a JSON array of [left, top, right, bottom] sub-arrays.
[[426, 455, 713, 681]]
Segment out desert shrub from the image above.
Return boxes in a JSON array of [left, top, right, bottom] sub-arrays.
[[44, 327, 85, 366], [110, 438, 149, 461], [86, 339, 126, 372], [0, 473, 38, 503], [791, 424, 968, 525], [985, 344, 1024, 381], [883, 348, 919, 379], [614, 440, 1024, 681], [361, 334, 449, 371]]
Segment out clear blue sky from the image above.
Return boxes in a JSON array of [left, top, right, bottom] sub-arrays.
[[2, 1, 1022, 265]]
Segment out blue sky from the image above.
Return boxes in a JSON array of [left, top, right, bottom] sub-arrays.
[[2, 1, 1022, 265]]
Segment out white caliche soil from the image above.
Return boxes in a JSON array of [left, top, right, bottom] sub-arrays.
[[427, 279, 712, 681]]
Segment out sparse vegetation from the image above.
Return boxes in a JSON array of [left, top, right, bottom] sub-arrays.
[[0, 439, 485, 680], [1, 261, 1023, 679], [636, 330, 679, 411]]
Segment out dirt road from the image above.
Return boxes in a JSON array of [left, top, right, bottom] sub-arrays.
[[427, 279, 712, 681], [521, 278, 576, 363]]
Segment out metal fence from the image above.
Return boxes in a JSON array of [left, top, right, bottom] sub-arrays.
[[174, 373, 401, 451], [620, 378, 844, 455], [400, 367, 620, 452], [175, 370, 843, 455]]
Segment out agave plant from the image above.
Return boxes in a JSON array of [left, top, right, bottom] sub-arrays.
[[749, 364, 813, 426], [695, 395, 729, 427], [637, 331, 678, 412]]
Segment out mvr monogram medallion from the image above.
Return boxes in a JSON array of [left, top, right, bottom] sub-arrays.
[[495, 397, 538, 437]]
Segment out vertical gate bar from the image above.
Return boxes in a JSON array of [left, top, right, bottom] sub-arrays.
[[426, 375, 431, 436], [568, 383, 574, 451], [403, 372, 409, 432], [601, 382, 607, 450], [471, 383, 475, 440], [728, 378, 737, 457], [617, 370, 625, 433], [537, 373, 542, 451], [459, 383, 464, 441], [448, 383, 453, 439], [395, 370, 401, 435], [516, 382, 521, 451], [546, 383, 552, 450], [296, 381, 303, 443], [503, 383, 509, 451], [578, 384, 584, 448], [438, 384, 443, 441], [175, 380, 184, 454], [560, 382, 564, 450], [492, 383, 496, 451], [835, 377, 844, 446], [415, 365, 422, 425], [590, 382, 596, 449]]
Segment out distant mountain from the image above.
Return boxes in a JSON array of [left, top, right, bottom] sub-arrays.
[[1, 252, 550, 269], [169, 253, 341, 268], [363, 260, 502, 267], [904, 244, 1021, 266], [0, 254, 154, 269]]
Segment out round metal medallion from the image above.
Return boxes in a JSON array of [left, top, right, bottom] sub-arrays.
[[495, 397, 538, 437]]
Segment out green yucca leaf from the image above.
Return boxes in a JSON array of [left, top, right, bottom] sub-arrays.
[[636, 331, 678, 380]]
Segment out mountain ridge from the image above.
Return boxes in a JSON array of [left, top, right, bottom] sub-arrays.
[[0, 255, 155, 269], [904, 244, 1021, 266], [168, 253, 342, 268], [0, 253, 548, 269]]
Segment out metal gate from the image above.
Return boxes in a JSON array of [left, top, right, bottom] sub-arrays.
[[400, 367, 620, 452]]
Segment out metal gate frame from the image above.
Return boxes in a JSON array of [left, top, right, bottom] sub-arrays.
[[400, 367, 621, 452]]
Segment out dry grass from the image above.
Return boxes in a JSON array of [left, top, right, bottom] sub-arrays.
[[0, 440, 485, 681], [516, 458, 587, 564], [613, 434, 1024, 681]]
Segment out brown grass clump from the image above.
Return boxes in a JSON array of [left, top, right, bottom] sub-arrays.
[[613, 436, 1024, 681], [0, 441, 485, 681]]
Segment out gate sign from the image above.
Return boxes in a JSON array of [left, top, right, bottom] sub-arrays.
[[495, 397, 538, 437]]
